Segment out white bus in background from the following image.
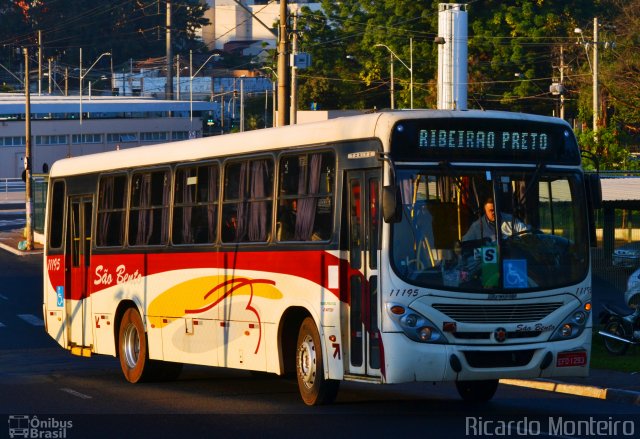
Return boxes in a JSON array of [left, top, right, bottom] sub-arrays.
[[43, 110, 601, 405]]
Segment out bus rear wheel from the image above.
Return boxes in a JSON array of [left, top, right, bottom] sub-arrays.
[[455, 379, 499, 402], [118, 307, 183, 383], [295, 317, 339, 405]]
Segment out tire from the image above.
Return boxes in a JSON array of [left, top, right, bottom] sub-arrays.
[[118, 307, 183, 383], [455, 379, 499, 402], [296, 317, 339, 405], [603, 320, 629, 356]]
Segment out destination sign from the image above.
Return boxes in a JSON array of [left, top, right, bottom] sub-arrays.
[[418, 129, 549, 152], [390, 117, 581, 165]]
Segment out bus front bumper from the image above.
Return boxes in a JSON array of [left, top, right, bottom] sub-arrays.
[[380, 329, 591, 384]]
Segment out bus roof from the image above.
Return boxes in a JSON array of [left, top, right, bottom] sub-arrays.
[[49, 109, 570, 178]]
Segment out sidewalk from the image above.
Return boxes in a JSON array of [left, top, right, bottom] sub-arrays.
[[501, 368, 640, 406], [0, 227, 638, 406], [0, 228, 43, 256], [0, 191, 26, 211]]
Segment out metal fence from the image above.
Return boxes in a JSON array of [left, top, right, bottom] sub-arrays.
[[0, 178, 25, 201], [590, 171, 640, 295], [32, 176, 46, 234], [0, 177, 45, 235]]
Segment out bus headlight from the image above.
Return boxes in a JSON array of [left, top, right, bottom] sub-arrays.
[[387, 304, 447, 344], [550, 303, 590, 341]]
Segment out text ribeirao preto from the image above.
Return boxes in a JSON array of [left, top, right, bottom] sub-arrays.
[[419, 129, 549, 151]]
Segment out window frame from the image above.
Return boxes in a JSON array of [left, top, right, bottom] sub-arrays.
[[275, 149, 336, 243], [95, 173, 129, 248], [172, 161, 220, 246], [127, 166, 172, 247], [221, 155, 275, 245]]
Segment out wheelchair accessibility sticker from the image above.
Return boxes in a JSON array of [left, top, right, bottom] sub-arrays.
[[503, 259, 527, 288], [56, 286, 64, 307]]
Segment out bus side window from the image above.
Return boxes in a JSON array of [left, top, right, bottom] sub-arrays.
[[222, 158, 273, 243], [276, 151, 335, 242], [96, 174, 127, 247], [129, 169, 170, 246], [48, 180, 66, 249], [173, 163, 219, 245]]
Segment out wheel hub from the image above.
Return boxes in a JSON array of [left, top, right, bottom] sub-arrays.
[[123, 323, 140, 369], [298, 334, 317, 389]]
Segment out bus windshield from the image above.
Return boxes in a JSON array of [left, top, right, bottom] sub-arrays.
[[390, 167, 589, 292]]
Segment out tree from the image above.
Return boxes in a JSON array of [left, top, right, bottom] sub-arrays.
[[294, 1, 441, 111], [295, 1, 603, 114], [467, 0, 600, 115], [0, 0, 210, 85], [597, 0, 640, 149]]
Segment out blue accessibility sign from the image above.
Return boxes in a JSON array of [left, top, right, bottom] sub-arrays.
[[56, 286, 64, 307]]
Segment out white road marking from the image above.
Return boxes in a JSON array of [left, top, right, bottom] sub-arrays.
[[60, 388, 93, 400], [17, 314, 45, 326], [0, 321, 5, 328], [0, 219, 25, 228], [0, 294, 8, 300]]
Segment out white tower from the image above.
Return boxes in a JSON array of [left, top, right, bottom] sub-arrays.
[[437, 3, 468, 110]]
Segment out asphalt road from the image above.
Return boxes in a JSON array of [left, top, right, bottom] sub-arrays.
[[0, 247, 638, 438]]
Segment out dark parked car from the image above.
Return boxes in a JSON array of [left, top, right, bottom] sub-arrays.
[[612, 241, 640, 268]]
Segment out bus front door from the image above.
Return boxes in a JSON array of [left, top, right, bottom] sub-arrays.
[[346, 170, 381, 377], [65, 195, 93, 353]]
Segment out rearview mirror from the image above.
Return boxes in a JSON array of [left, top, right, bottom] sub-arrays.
[[382, 185, 401, 223]]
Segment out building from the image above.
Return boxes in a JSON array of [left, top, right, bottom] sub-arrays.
[[201, 1, 321, 51], [0, 95, 215, 178]]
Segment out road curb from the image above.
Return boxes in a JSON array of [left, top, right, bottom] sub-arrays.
[[500, 378, 640, 406], [0, 241, 42, 256]]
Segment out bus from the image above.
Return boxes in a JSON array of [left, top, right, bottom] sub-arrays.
[[43, 110, 601, 405]]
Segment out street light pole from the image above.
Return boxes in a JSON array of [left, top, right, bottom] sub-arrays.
[[190, 50, 220, 127], [375, 40, 413, 109], [389, 54, 394, 109], [79, 49, 111, 127]]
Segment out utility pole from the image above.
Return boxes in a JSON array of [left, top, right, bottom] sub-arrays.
[[592, 17, 599, 134], [48, 57, 52, 95], [277, 0, 290, 126], [240, 79, 244, 132], [166, 0, 173, 100], [560, 45, 565, 120], [176, 54, 180, 100], [38, 30, 42, 96], [24, 48, 34, 251], [290, 13, 298, 125], [390, 54, 395, 109]]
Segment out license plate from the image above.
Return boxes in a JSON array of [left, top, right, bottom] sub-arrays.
[[556, 351, 587, 367]]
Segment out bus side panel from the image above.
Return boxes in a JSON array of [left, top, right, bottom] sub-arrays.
[[89, 253, 146, 357], [44, 254, 67, 349], [147, 252, 222, 367]]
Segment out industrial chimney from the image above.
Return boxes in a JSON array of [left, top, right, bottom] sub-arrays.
[[437, 3, 468, 110]]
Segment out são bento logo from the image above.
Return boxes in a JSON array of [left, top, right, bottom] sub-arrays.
[[8, 415, 73, 438]]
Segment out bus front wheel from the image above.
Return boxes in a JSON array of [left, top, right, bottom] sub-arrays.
[[455, 379, 499, 402], [295, 317, 339, 405]]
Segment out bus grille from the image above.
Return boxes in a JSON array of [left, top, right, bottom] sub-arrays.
[[432, 302, 563, 323], [463, 349, 535, 368]]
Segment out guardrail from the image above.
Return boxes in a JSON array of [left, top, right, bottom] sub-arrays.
[[0, 178, 25, 200]]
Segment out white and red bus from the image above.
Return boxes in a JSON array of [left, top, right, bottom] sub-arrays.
[[43, 110, 600, 405]]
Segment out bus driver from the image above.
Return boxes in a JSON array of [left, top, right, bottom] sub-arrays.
[[463, 197, 529, 242]]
